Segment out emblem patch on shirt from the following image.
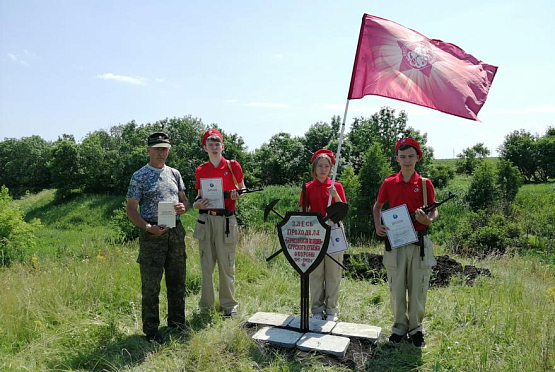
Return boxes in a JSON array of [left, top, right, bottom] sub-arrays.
[[224, 171, 230, 176], [414, 187, 420, 192]]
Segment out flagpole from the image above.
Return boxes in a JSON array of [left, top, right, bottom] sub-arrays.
[[327, 99, 350, 207]]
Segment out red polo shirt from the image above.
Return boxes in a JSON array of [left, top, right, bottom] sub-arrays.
[[377, 171, 435, 231], [195, 157, 244, 212], [299, 178, 346, 216]]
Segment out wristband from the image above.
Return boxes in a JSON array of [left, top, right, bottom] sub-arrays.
[[145, 223, 152, 231], [195, 195, 202, 201]]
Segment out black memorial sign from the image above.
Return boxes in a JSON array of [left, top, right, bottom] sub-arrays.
[[277, 212, 331, 276]]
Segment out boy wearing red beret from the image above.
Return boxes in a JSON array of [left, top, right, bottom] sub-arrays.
[[372, 138, 437, 348], [192, 129, 245, 318]]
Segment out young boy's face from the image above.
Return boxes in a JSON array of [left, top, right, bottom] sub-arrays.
[[204, 139, 223, 156], [395, 147, 419, 171]]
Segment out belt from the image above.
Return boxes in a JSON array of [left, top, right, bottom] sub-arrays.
[[199, 210, 235, 217]]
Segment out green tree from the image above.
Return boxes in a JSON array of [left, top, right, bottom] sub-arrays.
[[536, 127, 555, 180], [456, 143, 490, 175], [466, 161, 497, 211], [0, 136, 51, 197], [253, 133, 307, 186], [347, 107, 433, 174], [49, 138, 82, 199], [498, 129, 540, 183], [350, 143, 392, 240], [496, 159, 523, 207]]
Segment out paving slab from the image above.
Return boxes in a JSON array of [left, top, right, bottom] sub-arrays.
[[287, 316, 336, 333], [247, 312, 295, 327], [296, 332, 350, 358], [331, 322, 381, 341], [252, 326, 304, 348]]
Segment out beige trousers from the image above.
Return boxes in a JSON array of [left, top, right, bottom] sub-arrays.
[[194, 213, 238, 314], [383, 236, 436, 336], [309, 251, 344, 316]]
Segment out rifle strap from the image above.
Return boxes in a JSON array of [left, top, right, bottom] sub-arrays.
[[420, 177, 428, 260], [421, 177, 428, 207], [226, 160, 240, 189]]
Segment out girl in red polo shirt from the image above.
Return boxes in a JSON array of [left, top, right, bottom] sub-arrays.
[[300, 149, 347, 321]]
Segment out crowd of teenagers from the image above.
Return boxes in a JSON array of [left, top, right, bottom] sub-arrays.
[[126, 130, 437, 348]]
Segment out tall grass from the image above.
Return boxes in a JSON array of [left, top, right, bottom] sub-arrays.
[[1, 190, 554, 371]]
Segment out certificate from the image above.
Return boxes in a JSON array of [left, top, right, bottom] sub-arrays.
[[381, 204, 418, 249], [328, 224, 349, 254], [158, 202, 176, 228], [200, 178, 224, 209]]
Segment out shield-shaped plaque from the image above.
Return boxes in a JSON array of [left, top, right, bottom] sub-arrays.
[[277, 212, 331, 276]]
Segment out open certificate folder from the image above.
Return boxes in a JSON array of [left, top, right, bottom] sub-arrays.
[[381, 204, 418, 249], [200, 178, 224, 209]]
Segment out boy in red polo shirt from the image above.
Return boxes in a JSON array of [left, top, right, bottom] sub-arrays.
[[300, 149, 347, 322], [192, 129, 245, 318], [372, 138, 437, 348]]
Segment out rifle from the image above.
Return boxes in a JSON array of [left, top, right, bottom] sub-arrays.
[[409, 191, 456, 221], [223, 188, 263, 198]]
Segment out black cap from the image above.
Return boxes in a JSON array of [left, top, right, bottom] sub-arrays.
[[147, 132, 171, 148]]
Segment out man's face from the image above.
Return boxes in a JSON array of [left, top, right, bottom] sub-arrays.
[[395, 147, 419, 170], [147, 146, 170, 163], [204, 139, 223, 156]]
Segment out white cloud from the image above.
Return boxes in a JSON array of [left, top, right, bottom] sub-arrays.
[[154, 78, 165, 83], [274, 53, 284, 59], [224, 98, 238, 103], [7, 52, 29, 65], [96, 73, 147, 85], [244, 102, 289, 108]]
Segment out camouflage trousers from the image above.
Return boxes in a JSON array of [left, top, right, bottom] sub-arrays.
[[138, 221, 186, 335]]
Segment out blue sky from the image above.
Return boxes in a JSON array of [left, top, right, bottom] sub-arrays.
[[1, 0, 553, 158]]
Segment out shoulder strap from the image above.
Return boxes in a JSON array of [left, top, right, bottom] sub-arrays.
[[421, 177, 428, 207], [226, 160, 239, 189]]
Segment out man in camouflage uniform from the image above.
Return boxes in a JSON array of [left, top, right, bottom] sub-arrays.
[[126, 132, 190, 343]]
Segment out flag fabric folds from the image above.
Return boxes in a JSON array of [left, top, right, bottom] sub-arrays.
[[348, 14, 497, 121]]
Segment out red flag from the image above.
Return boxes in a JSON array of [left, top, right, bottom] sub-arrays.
[[348, 14, 497, 121]]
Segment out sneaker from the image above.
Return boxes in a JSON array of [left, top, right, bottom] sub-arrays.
[[145, 331, 165, 344], [410, 331, 426, 348], [325, 314, 338, 322], [312, 312, 324, 320], [224, 309, 239, 319], [388, 333, 405, 344]]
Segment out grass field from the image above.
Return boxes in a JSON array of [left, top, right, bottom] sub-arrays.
[[1, 189, 554, 371]]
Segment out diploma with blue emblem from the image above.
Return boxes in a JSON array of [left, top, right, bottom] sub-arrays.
[[381, 204, 418, 249], [200, 178, 224, 209]]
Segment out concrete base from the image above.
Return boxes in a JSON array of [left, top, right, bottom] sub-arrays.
[[287, 316, 336, 333], [252, 326, 303, 348], [247, 312, 294, 327], [332, 322, 381, 342], [296, 332, 350, 358]]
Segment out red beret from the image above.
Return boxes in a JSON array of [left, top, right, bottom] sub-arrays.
[[395, 137, 422, 160], [202, 129, 224, 146], [311, 149, 335, 165]]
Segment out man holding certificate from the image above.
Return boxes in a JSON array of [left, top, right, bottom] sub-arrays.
[[193, 129, 245, 318], [372, 138, 437, 349], [126, 132, 190, 343]]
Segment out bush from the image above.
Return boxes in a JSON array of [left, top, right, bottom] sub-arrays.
[[429, 163, 455, 189], [465, 162, 497, 211], [109, 201, 139, 242], [448, 211, 527, 257], [0, 186, 40, 266]]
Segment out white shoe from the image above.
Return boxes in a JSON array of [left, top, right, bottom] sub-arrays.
[[326, 314, 338, 322], [312, 312, 323, 320]]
